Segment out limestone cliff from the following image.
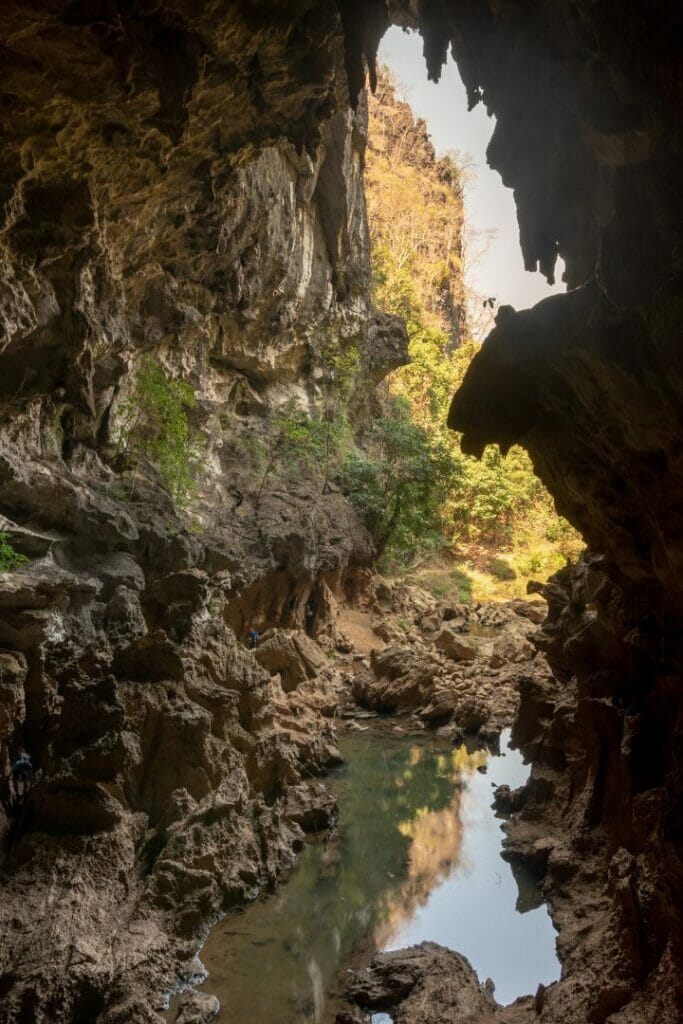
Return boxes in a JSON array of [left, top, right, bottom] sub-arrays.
[[366, 69, 466, 344]]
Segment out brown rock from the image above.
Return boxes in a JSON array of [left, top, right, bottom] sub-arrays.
[[434, 628, 477, 661], [346, 942, 498, 1022], [254, 629, 329, 691]]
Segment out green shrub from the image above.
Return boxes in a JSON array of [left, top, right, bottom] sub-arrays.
[[119, 358, 204, 508], [342, 398, 460, 565], [420, 573, 452, 599], [0, 533, 28, 573], [488, 556, 517, 581], [449, 567, 473, 604], [254, 401, 325, 509], [544, 516, 575, 543], [515, 550, 544, 576]]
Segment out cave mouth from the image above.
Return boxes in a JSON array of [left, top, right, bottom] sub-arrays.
[[360, 30, 584, 599], [0, 4, 681, 1024]]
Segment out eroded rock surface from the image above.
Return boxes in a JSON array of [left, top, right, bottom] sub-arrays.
[[344, 942, 499, 1024], [0, 4, 389, 1019], [497, 556, 683, 1023], [0, 2, 681, 1023], [344, 578, 548, 741]]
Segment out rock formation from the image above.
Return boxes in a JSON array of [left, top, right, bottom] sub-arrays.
[[0, 2, 681, 1023], [345, 578, 545, 740], [0, 4, 398, 1020], [341, 2, 683, 1022]]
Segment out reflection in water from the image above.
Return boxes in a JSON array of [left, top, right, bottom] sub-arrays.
[[198, 730, 558, 1023], [375, 746, 486, 948], [385, 734, 560, 1004]]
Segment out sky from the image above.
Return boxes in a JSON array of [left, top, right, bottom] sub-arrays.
[[378, 27, 565, 324]]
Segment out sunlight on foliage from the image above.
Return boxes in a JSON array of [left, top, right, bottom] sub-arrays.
[[342, 397, 460, 563], [365, 73, 582, 583]]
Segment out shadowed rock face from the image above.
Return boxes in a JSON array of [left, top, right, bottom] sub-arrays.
[[0, 4, 386, 1021], [380, 4, 680, 1024], [339, 3, 683, 1023], [0, 2, 682, 1023]]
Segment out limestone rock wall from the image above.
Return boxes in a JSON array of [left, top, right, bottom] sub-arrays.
[[0, 4, 397, 1020], [0, 2, 682, 1022]]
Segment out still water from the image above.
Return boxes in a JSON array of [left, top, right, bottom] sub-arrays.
[[198, 728, 559, 1021]]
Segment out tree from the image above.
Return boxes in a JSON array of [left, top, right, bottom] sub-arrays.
[[365, 71, 581, 571], [343, 398, 460, 563]]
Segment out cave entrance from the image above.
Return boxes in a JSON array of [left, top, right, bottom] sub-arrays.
[[360, 26, 581, 600], [379, 27, 566, 324]]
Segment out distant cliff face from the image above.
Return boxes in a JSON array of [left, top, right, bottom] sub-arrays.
[[366, 70, 466, 345]]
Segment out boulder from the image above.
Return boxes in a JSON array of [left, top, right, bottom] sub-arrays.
[[434, 628, 477, 661], [346, 942, 498, 1022], [510, 598, 547, 624], [489, 634, 535, 669], [175, 992, 220, 1024], [285, 781, 337, 832]]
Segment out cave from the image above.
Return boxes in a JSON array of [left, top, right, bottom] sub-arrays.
[[0, 2, 681, 1023]]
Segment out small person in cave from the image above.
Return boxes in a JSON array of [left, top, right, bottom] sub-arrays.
[[10, 751, 32, 806], [247, 626, 260, 649]]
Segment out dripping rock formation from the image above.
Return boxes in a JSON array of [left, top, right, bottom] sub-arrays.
[[0, 2, 681, 1024]]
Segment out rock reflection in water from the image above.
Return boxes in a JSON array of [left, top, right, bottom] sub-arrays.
[[197, 731, 555, 1023], [374, 745, 486, 948], [198, 732, 473, 1022], [385, 732, 560, 1004]]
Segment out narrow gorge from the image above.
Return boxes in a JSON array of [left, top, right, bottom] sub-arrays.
[[0, 4, 681, 1024]]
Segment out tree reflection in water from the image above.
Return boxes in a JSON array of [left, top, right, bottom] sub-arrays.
[[197, 733, 487, 1023]]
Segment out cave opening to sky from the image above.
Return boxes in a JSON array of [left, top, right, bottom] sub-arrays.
[[378, 27, 567, 336]]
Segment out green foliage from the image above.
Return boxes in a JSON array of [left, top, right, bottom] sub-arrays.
[[365, 79, 583, 586], [253, 400, 348, 510], [487, 556, 517, 582], [449, 567, 473, 604], [515, 550, 543, 576], [319, 341, 361, 405], [417, 572, 452, 599], [119, 358, 203, 508], [370, 238, 580, 561], [342, 398, 460, 565], [0, 533, 28, 573]]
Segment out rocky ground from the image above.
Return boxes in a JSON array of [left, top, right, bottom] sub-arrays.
[[148, 568, 545, 1024], [334, 573, 549, 744], [0, 557, 344, 1024], [338, 557, 683, 1024], [0, 8, 396, 1019]]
